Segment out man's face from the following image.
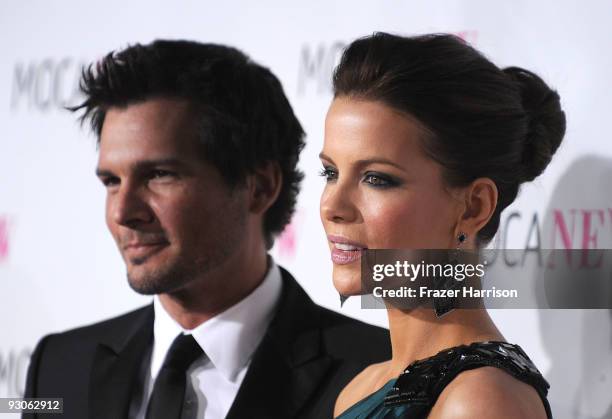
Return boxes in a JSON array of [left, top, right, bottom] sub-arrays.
[[97, 98, 248, 295]]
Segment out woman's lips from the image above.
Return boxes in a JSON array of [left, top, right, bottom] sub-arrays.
[[331, 247, 363, 265], [327, 235, 367, 265]]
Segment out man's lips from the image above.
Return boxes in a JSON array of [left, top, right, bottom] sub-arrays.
[[122, 240, 169, 259], [123, 241, 168, 250], [327, 235, 367, 265]]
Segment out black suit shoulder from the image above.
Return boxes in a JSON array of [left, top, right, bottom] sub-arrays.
[[273, 267, 391, 366], [225, 270, 390, 419], [318, 306, 391, 363], [40, 305, 152, 344], [24, 305, 153, 399]]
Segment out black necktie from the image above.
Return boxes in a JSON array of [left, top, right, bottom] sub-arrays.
[[145, 333, 203, 419]]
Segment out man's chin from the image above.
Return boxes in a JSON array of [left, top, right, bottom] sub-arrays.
[[126, 265, 193, 296], [127, 274, 166, 295], [127, 267, 170, 295]]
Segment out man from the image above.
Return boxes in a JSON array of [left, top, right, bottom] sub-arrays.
[[23, 40, 390, 419]]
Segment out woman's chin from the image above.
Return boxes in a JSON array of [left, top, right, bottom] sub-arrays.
[[332, 266, 364, 296]]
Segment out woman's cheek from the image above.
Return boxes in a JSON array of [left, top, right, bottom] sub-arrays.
[[363, 198, 421, 248], [363, 192, 452, 248]]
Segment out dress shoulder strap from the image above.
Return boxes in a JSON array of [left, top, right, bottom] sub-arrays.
[[384, 341, 552, 418]]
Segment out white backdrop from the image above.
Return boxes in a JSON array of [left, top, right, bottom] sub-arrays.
[[1, 1, 611, 418]]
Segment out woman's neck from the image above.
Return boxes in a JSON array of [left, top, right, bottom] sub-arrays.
[[384, 305, 504, 377]]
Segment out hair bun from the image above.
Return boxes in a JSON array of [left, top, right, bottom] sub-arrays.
[[503, 67, 566, 182]]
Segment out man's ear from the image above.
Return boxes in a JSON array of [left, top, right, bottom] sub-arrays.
[[247, 162, 283, 214], [455, 177, 498, 245]]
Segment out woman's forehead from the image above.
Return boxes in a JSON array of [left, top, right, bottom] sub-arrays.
[[323, 98, 431, 167]]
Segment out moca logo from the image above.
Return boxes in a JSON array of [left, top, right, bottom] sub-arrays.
[[10, 57, 87, 112], [297, 40, 346, 96], [488, 208, 612, 268], [0, 348, 31, 397]]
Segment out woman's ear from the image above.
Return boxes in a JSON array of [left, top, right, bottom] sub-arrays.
[[247, 161, 283, 214], [456, 177, 498, 244]]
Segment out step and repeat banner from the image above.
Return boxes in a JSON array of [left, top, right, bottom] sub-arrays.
[[1, 1, 610, 417]]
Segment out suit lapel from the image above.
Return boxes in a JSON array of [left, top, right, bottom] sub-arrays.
[[89, 305, 154, 419], [226, 269, 334, 419]]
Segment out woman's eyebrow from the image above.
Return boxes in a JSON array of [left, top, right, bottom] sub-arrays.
[[319, 152, 408, 173], [354, 158, 408, 173], [318, 152, 335, 164]]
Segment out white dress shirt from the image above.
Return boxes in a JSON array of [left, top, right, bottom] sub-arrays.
[[132, 260, 283, 419]]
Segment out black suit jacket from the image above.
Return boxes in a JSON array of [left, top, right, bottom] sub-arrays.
[[24, 268, 390, 418]]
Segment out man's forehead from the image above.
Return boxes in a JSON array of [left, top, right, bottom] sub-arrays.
[[95, 156, 189, 175], [101, 98, 197, 134], [99, 99, 201, 157]]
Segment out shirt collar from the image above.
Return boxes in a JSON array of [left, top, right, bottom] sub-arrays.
[[152, 258, 283, 382]]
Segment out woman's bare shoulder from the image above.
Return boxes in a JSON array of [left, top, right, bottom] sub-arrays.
[[428, 366, 547, 419], [334, 361, 392, 418]]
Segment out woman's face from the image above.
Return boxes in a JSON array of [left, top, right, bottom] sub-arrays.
[[320, 97, 463, 296]]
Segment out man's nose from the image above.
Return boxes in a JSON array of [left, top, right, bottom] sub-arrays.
[[109, 183, 154, 228], [321, 181, 359, 224]]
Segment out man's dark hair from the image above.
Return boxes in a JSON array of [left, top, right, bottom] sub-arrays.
[[333, 33, 565, 246], [71, 40, 305, 248]]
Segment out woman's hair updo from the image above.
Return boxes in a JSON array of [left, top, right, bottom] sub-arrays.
[[332, 33, 566, 246]]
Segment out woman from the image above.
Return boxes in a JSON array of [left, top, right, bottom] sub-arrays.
[[320, 33, 564, 418]]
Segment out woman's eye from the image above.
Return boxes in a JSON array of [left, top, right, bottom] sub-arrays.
[[319, 167, 338, 182], [363, 173, 396, 187]]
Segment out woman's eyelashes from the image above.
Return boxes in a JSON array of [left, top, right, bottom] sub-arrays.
[[319, 166, 400, 188], [363, 172, 400, 188], [319, 166, 338, 182]]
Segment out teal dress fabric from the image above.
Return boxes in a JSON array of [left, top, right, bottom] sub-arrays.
[[336, 341, 552, 419], [336, 380, 409, 418]]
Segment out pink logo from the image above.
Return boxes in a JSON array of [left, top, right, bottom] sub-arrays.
[[551, 208, 610, 249], [0, 216, 9, 262], [453, 30, 479, 45], [276, 211, 303, 260]]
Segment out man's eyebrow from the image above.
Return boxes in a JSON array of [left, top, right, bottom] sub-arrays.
[[95, 158, 188, 177], [136, 158, 187, 169], [95, 168, 114, 178]]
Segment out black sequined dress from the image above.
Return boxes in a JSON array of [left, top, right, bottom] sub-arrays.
[[336, 341, 552, 418]]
